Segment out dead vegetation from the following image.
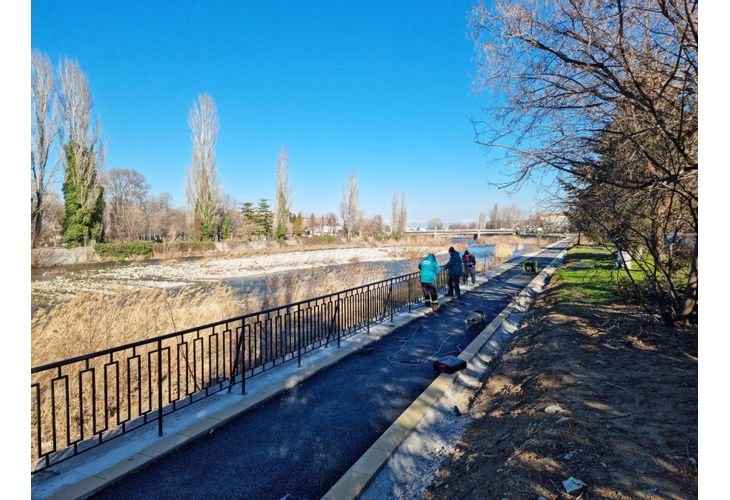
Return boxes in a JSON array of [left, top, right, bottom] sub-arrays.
[[425, 294, 697, 499], [31, 263, 390, 366]]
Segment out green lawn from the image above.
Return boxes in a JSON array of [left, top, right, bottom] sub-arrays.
[[550, 245, 645, 311]]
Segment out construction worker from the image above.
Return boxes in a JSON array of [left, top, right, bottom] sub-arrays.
[[445, 247, 463, 298], [462, 249, 477, 285], [418, 253, 441, 312]]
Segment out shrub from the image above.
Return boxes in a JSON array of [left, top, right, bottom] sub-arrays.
[[94, 241, 154, 260], [152, 240, 216, 257], [374, 233, 403, 242], [307, 235, 338, 245]]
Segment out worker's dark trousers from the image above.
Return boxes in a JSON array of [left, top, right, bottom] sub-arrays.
[[447, 275, 461, 297], [462, 266, 476, 285], [421, 282, 438, 306]]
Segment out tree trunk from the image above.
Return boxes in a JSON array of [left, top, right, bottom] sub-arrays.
[[677, 238, 698, 325], [32, 192, 43, 248]]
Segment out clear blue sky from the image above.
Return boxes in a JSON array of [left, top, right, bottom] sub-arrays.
[[31, 0, 552, 225]]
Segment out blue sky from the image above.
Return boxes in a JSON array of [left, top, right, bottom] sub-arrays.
[[31, 0, 553, 225]]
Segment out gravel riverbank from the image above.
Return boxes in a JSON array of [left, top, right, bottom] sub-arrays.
[[31, 245, 448, 304]]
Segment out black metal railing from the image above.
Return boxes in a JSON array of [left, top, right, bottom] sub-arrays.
[[30, 263, 460, 472]]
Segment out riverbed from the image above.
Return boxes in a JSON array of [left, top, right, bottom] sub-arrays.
[[31, 240, 537, 310]]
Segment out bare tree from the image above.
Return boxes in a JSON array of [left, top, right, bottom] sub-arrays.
[[427, 218, 443, 230], [391, 190, 407, 234], [501, 203, 523, 227], [146, 192, 174, 241], [399, 192, 408, 232], [391, 192, 399, 234], [340, 171, 359, 238], [31, 50, 60, 248], [33, 190, 64, 246], [57, 57, 105, 246], [362, 214, 384, 236], [104, 168, 150, 240], [478, 212, 487, 230], [489, 203, 500, 229], [323, 213, 338, 234], [185, 93, 220, 241], [274, 147, 291, 239], [470, 0, 697, 325]]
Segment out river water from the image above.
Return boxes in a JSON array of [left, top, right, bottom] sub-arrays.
[[30, 239, 537, 310]]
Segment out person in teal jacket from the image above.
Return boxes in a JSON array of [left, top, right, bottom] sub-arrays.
[[418, 253, 442, 311]]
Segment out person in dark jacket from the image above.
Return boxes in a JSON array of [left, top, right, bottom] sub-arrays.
[[462, 249, 476, 285], [445, 247, 462, 298]]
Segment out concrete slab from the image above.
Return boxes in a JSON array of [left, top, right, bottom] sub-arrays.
[[322, 470, 372, 500], [350, 446, 392, 477], [46, 475, 107, 500], [177, 417, 224, 439], [93, 453, 151, 482], [138, 433, 189, 459]]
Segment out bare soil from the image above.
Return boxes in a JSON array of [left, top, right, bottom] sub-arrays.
[[425, 292, 697, 499]]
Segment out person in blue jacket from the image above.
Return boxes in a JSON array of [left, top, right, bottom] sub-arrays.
[[418, 253, 441, 312], [445, 246, 463, 298]]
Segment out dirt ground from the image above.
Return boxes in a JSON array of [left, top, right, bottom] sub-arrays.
[[425, 277, 698, 498]]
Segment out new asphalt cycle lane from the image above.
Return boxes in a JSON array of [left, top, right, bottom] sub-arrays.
[[94, 244, 566, 499]]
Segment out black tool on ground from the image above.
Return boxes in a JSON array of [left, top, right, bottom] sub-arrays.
[[464, 310, 487, 330], [433, 355, 467, 374], [522, 260, 539, 275]]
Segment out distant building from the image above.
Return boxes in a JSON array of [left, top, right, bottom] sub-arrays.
[[314, 224, 342, 236], [540, 212, 569, 230]]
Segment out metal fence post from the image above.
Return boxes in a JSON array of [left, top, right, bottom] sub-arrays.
[[367, 287, 370, 333], [407, 278, 412, 313], [157, 339, 163, 437], [241, 318, 246, 394], [297, 304, 302, 367], [389, 283, 394, 323], [337, 295, 341, 348]]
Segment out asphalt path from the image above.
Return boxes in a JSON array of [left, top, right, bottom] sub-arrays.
[[95, 244, 566, 500]]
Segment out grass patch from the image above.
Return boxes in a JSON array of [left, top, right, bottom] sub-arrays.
[[550, 245, 645, 311], [94, 241, 154, 260]]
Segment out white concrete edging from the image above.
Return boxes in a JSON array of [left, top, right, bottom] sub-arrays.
[[323, 240, 572, 500]]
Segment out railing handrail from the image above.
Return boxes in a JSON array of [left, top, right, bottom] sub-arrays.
[[31, 263, 439, 374]]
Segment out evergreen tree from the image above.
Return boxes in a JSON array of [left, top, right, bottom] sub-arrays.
[[293, 212, 304, 236], [219, 212, 232, 240], [241, 202, 255, 223], [255, 198, 273, 238], [61, 141, 105, 246]]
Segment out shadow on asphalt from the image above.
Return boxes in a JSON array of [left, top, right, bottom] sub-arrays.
[[94, 249, 565, 500]]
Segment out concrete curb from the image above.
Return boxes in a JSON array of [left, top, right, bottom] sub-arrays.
[[39, 244, 563, 500], [322, 239, 573, 500]]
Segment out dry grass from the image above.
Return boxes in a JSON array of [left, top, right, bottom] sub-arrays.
[[30, 263, 392, 468], [29, 237, 552, 469], [31, 263, 389, 367]]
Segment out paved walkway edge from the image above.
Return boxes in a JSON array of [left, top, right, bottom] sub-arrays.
[[41, 243, 566, 500], [322, 239, 572, 500]]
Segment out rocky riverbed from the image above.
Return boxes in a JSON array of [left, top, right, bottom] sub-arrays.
[[31, 245, 447, 306]]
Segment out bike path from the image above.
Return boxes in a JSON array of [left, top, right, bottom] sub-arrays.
[[95, 245, 565, 499]]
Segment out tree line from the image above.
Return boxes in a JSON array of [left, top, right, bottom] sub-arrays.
[[30, 53, 413, 247], [469, 0, 697, 326]]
